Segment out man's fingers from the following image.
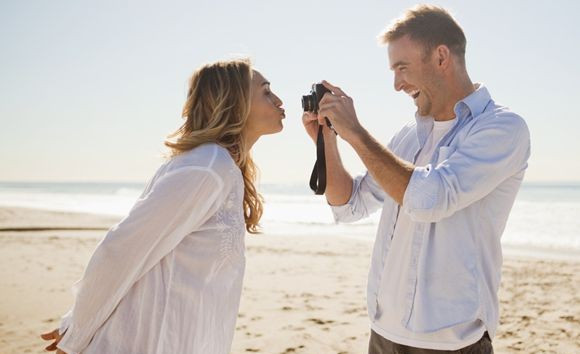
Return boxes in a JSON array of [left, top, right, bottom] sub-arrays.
[[302, 112, 318, 122], [318, 102, 338, 118], [322, 80, 348, 97], [319, 91, 340, 106]]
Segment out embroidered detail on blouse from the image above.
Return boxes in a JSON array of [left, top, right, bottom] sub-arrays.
[[215, 165, 245, 264]]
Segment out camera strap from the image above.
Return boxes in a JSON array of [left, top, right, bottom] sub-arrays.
[[309, 124, 327, 195]]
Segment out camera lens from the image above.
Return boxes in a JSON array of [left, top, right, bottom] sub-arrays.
[[302, 94, 315, 112]]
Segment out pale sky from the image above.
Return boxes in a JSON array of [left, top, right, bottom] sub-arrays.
[[1, 0, 579, 184]]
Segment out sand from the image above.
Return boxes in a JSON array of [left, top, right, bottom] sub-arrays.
[[0, 207, 578, 353]]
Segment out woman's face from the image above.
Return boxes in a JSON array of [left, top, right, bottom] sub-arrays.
[[245, 70, 285, 139]]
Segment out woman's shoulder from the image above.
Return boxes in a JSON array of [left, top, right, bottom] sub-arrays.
[[207, 144, 243, 186], [165, 143, 241, 184]]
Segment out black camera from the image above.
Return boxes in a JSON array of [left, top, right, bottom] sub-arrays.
[[301, 83, 330, 113], [302, 83, 334, 130]]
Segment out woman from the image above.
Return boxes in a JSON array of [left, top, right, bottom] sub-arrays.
[[40, 58, 285, 354]]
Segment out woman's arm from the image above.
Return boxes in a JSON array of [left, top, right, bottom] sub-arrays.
[[56, 166, 225, 354]]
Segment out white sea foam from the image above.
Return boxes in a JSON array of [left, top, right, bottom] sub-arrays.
[[0, 182, 578, 259]]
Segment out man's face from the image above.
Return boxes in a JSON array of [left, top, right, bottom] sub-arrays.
[[388, 35, 442, 118]]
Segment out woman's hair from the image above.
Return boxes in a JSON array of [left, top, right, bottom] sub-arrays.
[[164, 58, 263, 234]]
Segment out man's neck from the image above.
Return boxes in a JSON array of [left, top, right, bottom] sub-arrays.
[[433, 73, 474, 121]]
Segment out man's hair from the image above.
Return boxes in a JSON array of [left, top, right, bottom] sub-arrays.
[[379, 5, 466, 65]]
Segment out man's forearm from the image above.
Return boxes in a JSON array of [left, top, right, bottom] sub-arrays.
[[323, 132, 353, 206], [347, 128, 414, 205]]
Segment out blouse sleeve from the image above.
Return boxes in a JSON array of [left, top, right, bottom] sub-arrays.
[[57, 166, 224, 354]]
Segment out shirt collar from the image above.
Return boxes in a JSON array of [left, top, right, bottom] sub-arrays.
[[453, 83, 491, 119], [414, 83, 492, 147]]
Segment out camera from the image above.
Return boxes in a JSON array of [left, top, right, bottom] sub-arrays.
[[303, 83, 335, 195], [301, 83, 330, 113]]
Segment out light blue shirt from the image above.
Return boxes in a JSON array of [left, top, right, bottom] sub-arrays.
[[331, 84, 530, 349]]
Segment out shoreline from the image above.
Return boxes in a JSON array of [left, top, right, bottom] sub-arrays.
[[2, 206, 579, 262]]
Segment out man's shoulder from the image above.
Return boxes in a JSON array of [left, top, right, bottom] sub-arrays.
[[473, 102, 529, 138]]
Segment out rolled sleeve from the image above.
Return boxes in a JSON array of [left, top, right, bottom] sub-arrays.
[[331, 171, 385, 223], [403, 113, 530, 223]]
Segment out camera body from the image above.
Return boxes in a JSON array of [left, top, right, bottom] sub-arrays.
[[302, 83, 330, 113]]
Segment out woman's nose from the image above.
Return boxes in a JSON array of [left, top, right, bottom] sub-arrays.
[[274, 94, 283, 107]]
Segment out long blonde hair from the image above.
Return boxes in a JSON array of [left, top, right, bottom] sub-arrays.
[[164, 58, 263, 234]]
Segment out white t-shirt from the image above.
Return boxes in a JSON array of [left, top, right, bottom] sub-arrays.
[[416, 118, 457, 165], [372, 117, 487, 350]]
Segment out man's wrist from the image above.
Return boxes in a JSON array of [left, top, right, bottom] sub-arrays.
[[345, 124, 369, 149], [322, 126, 338, 143]]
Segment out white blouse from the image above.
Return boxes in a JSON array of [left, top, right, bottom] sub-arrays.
[[57, 143, 246, 354]]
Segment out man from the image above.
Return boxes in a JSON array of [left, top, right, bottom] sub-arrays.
[[302, 5, 530, 353]]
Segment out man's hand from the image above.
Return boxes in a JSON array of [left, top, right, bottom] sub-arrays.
[[317, 80, 364, 143], [302, 111, 337, 145], [40, 328, 68, 354]]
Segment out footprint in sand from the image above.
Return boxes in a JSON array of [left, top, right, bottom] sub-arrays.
[[282, 345, 305, 353], [305, 318, 334, 325]]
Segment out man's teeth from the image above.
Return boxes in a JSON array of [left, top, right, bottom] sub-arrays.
[[409, 90, 420, 99]]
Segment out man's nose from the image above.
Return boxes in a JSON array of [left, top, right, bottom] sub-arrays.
[[393, 74, 405, 92]]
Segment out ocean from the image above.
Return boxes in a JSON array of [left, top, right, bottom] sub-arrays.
[[1, 181, 579, 259]]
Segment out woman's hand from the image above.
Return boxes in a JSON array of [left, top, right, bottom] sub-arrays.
[[40, 328, 68, 353]]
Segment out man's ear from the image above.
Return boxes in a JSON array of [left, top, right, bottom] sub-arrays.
[[435, 45, 451, 70]]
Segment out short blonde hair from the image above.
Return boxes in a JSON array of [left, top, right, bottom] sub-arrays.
[[379, 5, 466, 65]]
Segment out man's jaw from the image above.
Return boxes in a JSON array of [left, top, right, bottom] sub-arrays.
[[406, 89, 421, 107]]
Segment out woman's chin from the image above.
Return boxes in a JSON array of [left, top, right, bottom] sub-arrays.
[[272, 122, 284, 134]]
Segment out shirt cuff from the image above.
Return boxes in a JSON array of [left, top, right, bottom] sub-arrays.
[[56, 324, 81, 354], [402, 165, 437, 213], [329, 179, 357, 223], [56, 343, 80, 354], [58, 309, 72, 336]]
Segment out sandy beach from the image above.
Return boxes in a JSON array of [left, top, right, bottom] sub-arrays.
[[0, 207, 578, 353]]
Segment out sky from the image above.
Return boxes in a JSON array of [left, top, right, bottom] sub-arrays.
[[1, 0, 579, 185]]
